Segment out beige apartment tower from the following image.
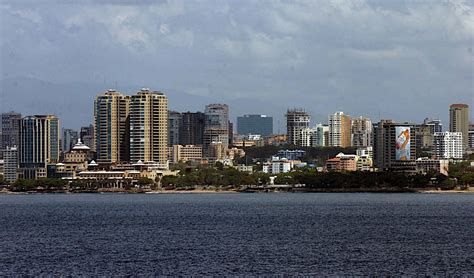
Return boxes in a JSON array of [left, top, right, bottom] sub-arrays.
[[328, 112, 351, 147], [130, 89, 168, 166], [94, 90, 130, 164], [449, 104, 469, 148]]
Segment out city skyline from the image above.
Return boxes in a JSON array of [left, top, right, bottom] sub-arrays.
[[1, 1, 473, 130], [1, 2, 473, 276]]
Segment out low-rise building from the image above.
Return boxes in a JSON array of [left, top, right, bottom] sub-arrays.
[[227, 147, 245, 160], [262, 157, 301, 174], [55, 139, 92, 179], [325, 153, 357, 172], [207, 141, 227, 163], [233, 134, 264, 147], [356, 155, 373, 172], [169, 145, 203, 164], [264, 134, 288, 146], [235, 164, 253, 173], [325, 152, 372, 172], [416, 157, 449, 176], [277, 149, 306, 160]]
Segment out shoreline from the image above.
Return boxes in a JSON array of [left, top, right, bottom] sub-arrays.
[[1, 187, 472, 194]]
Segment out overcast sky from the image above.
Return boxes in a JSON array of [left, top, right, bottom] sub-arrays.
[[0, 0, 473, 130]]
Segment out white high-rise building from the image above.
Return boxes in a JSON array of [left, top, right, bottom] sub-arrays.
[[3, 146, 18, 182], [433, 132, 463, 159], [300, 127, 316, 147], [300, 124, 329, 147]]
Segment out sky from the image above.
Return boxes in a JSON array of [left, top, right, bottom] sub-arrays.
[[0, 0, 473, 131]]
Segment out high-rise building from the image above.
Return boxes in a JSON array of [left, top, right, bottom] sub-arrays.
[[286, 108, 310, 146], [423, 118, 443, 134], [469, 124, 474, 149], [414, 118, 443, 150], [168, 111, 182, 147], [449, 104, 469, 148], [18, 115, 60, 179], [300, 127, 316, 147], [180, 112, 205, 146], [315, 124, 329, 147], [414, 125, 433, 150], [433, 132, 463, 159], [299, 124, 328, 147], [204, 104, 229, 157], [80, 124, 95, 152], [130, 89, 168, 166], [3, 146, 18, 182], [169, 145, 203, 164], [94, 90, 130, 164], [62, 128, 79, 153], [228, 121, 234, 145], [237, 114, 273, 136], [372, 120, 417, 172], [328, 112, 351, 147], [351, 116, 372, 147], [0, 111, 21, 159]]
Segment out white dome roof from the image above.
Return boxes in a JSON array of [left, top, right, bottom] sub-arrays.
[[72, 139, 90, 151]]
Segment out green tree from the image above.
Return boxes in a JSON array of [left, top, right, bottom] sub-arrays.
[[137, 177, 154, 187], [459, 173, 474, 188], [439, 178, 456, 190], [161, 175, 178, 188]]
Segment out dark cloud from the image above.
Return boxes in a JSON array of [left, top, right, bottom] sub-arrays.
[[0, 0, 473, 130]]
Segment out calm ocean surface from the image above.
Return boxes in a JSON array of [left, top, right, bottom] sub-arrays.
[[0, 193, 473, 276]]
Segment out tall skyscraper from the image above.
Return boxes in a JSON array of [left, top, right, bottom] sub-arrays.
[[18, 115, 59, 179], [351, 116, 372, 147], [372, 120, 416, 172], [449, 104, 469, 148], [328, 111, 351, 147], [237, 114, 273, 136], [130, 89, 168, 166], [180, 112, 205, 146], [62, 128, 79, 153], [204, 104, 229, 156], [286, 108, 310, 146], [168, 111, 182, 146], [94, 90, 130, 164], [80, 124, 95, 152], [0, 111, 21, 158]]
